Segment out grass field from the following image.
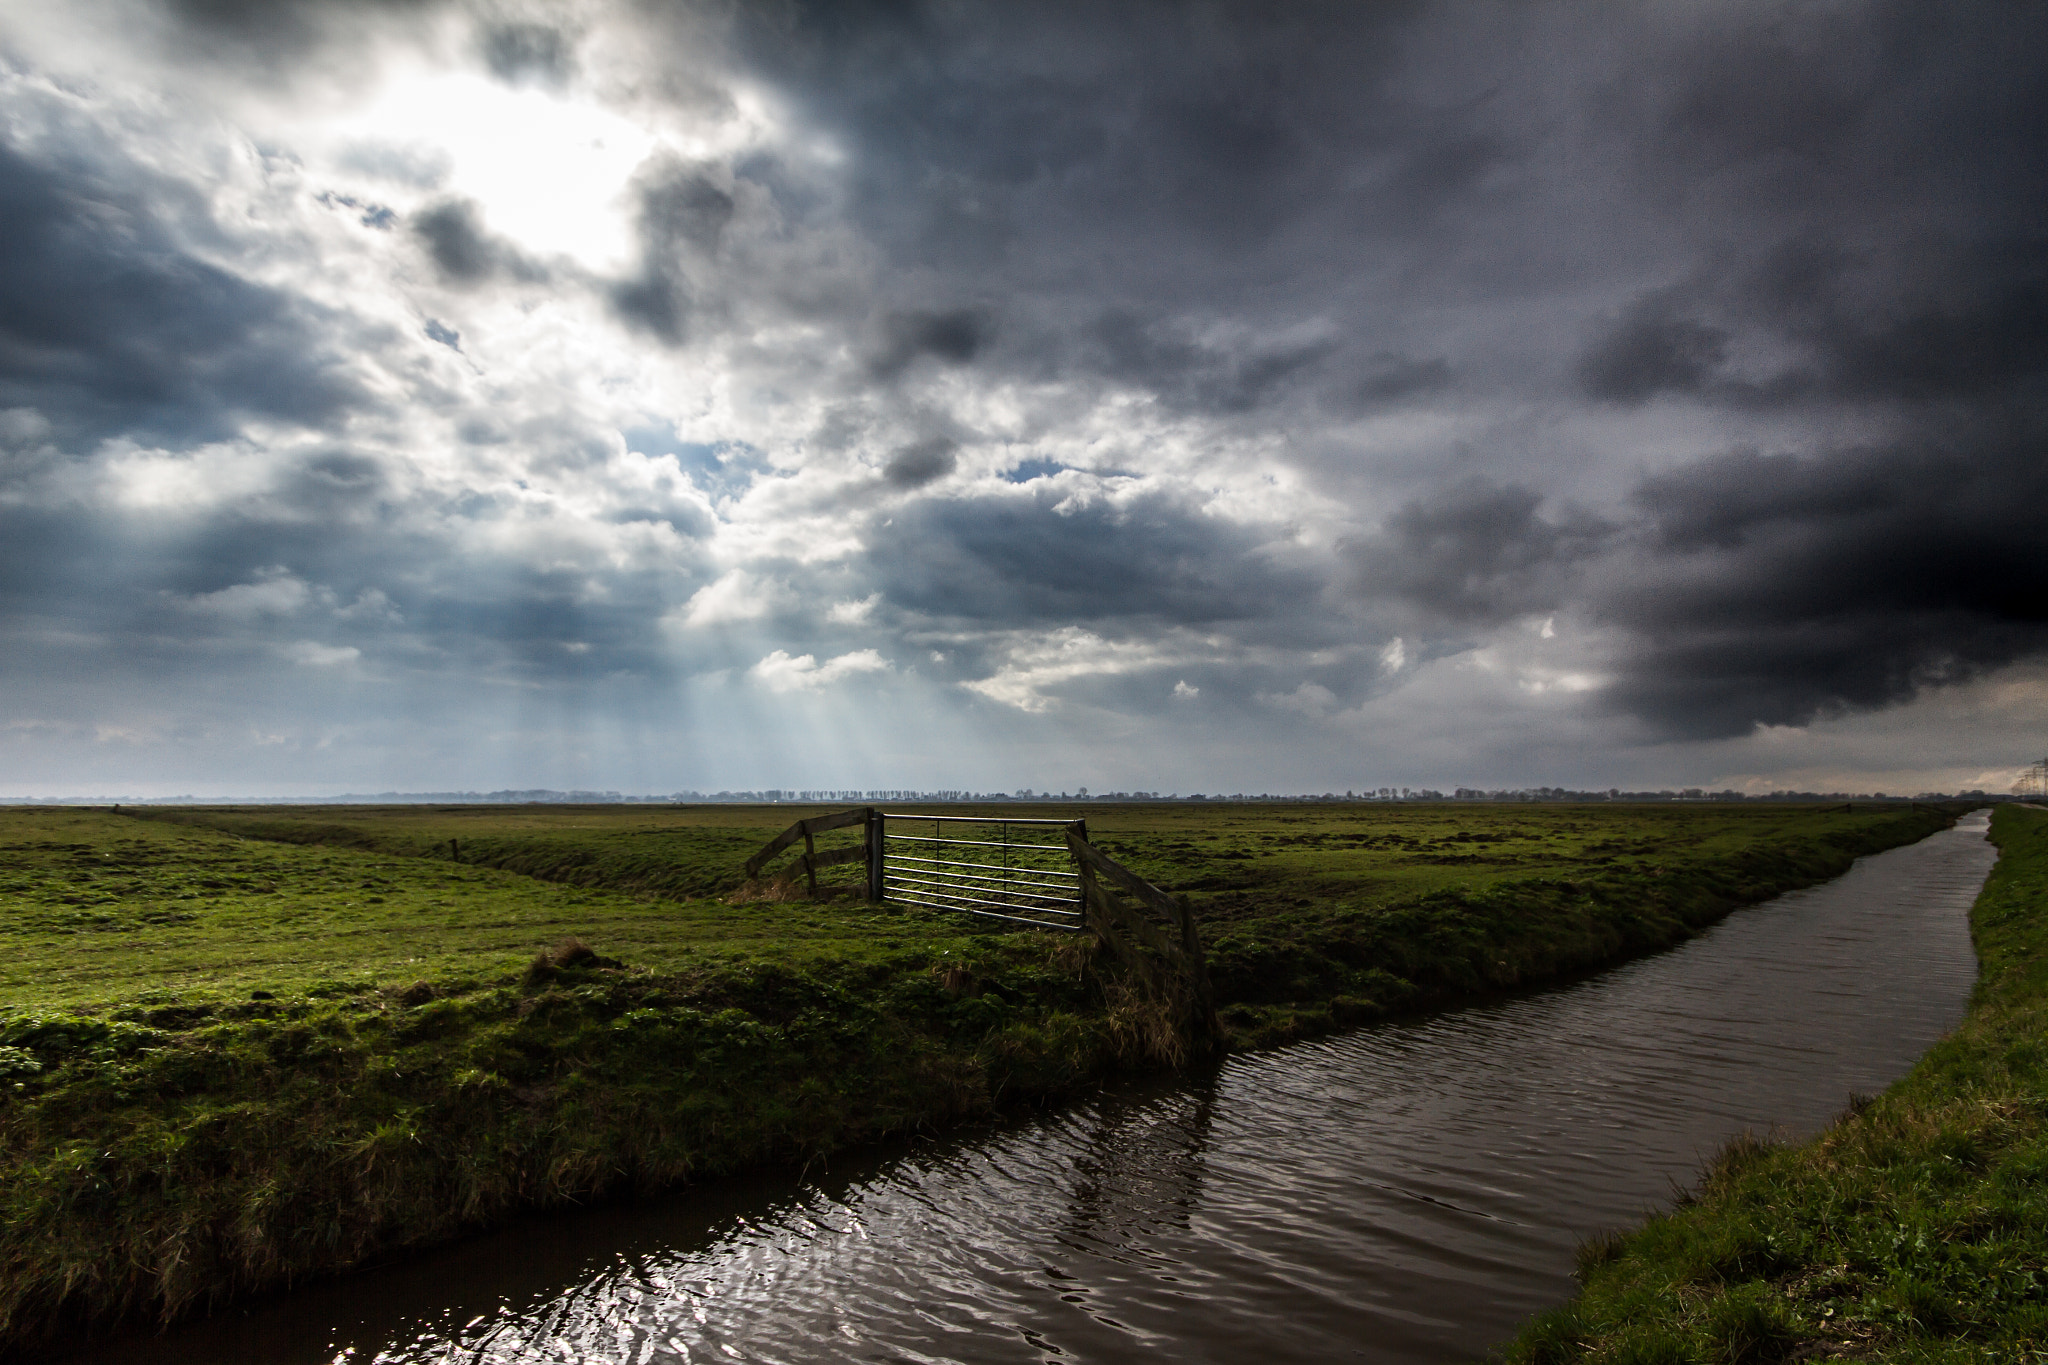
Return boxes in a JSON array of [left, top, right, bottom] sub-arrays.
[[1502, 803, 2048, 1364], [71, 799, 1950, 1016], [0, 805, 971, 1009], [0, 799, 1962, 1357]]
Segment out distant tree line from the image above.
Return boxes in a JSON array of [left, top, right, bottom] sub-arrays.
[[2, 786, 1996, 807]]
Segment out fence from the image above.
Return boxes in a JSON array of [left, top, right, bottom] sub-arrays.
[[879, 813, 1084, 930], [744, 808, 1084, 929], [743, 806, 1218, 1045]]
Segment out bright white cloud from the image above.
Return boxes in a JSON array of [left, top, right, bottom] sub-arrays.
[[332, 71, 658, 271], [182, 573, 312, 618], [750, 648, 887, 692], [1260, 682, 1338, 717], [283, 641, 361, 667], [677, 571, 792, 627], [826, 594, 879, 624], [963, 628, 1199, 712]]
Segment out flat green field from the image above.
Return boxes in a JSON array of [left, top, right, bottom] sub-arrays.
[[0, 806, 981, 1011], [7, 799, 1946, 1031], [6, 798, 1931, 1010], [0, 799, 1962, 1358]]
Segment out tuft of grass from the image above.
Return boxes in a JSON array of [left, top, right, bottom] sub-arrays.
[[1495, 804, 2048, 1364]]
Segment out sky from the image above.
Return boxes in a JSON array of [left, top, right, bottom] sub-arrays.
[[0, 0, 2043, 799]]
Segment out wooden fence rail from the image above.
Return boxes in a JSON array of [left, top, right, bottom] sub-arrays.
[[741, 807, 874, 894], [741, 807, 1218, 1046]]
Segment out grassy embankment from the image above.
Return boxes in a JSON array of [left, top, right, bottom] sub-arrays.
[[1500, 803, 2048, 1365], [0, 800, 1956, 1356]]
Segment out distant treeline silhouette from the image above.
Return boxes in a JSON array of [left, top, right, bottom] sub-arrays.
[[1, 787, 1996, 806]]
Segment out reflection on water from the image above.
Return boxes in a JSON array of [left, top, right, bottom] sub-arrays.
[[76, 815, 1995, 1365]]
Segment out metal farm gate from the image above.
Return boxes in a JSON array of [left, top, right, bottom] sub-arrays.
[[878, 813, 1084, 930], [741, 804, 1220, 1047], [741, 807, 1085, 930]]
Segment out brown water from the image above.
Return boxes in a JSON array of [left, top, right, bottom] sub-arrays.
[[75, 814, 1995, 1365]]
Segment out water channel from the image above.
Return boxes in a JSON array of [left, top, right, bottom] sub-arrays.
[[80, 813, 1997, 1364]]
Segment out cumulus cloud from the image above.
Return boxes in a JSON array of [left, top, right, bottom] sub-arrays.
[[1260, 682, 1337, 718], [678, 571, 792, 628], [750, 648, 888, 692], [0, 0, 2043, 795], [826, 594, 879, 624], [882, 438, 958, 489], [0, 129, 367, 444], [179, 572, 313, 618], [283, 641, 360, 667], [959, 627, 1222, 712], [1348, 480, 1612, 627]]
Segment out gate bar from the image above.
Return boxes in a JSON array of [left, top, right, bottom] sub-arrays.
[[884, 877, 1080, 915], [884, 832, 1073, 852], [881, 813, 1078, 825], [889, 880, 1078, 908], [887, 851, 1079, 883]]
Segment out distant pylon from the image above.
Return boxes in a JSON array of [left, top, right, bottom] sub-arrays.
[[2014, 757, 2048, 800]]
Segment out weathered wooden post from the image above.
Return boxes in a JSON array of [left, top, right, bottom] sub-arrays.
[[1062, 823, 1222, 1056], [866, 807, 885, 901]]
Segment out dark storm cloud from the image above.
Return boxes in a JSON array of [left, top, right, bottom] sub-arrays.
[[870, 484, 1317, 633], [678, 2, 2048, 747], [1577, 297, 1730, 405], [1771, 239, 2048, 405], [1342, 353, 1452, 410], [479, 22, 576, 87], [1595, 424, 2048, 739], [26, 472, 705, 689], [724, 0, 1434, 293], [0, 136, 367, 442], [411, 198, 548, 287], [866, 308, 989, 379], [1349, 480, 1613, 626], [881, 437, 955, 488], [606, 156, 734, 345], [1580, 238, 2048, 409], [1083, 311, 1338, 414]]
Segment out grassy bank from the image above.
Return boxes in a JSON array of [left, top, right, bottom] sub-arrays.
[[0, 802, 1957, 1357], [1499, 803, 2048, 1364]]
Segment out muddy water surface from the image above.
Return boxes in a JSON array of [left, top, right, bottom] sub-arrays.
[[80, 814, 1996, 1364]]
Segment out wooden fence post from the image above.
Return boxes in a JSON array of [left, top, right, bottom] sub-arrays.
[[866, 807, 885, 901]]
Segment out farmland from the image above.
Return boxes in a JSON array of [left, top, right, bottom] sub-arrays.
[[0, 799, 1961, 1357], [62, 798, 1952, 1011]]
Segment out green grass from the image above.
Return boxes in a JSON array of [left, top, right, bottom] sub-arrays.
[[113, 800, 1959, 1037], [0, 800, 1961, 1358], [0, 806, 973, 1008], [130, 798, 1928, 925], [1497, 803, 2048, 1364]]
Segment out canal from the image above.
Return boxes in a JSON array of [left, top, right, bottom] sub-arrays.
[[77, 812, 1996, 1364]]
